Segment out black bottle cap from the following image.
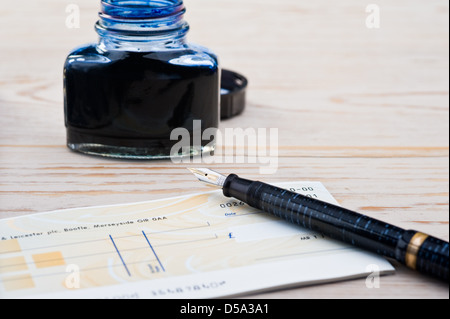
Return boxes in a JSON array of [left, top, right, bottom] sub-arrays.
[[220, 69, 248, 120]]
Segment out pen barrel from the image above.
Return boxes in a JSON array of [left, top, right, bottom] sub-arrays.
[[396, 230, 449, 281], [242, 181, 404, 258], [223, 175, 449, 281]]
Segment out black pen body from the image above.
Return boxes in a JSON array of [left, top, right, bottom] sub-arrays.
[[223, 174, 449, 281]]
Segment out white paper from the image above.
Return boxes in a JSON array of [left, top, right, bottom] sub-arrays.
[[0, 182, 394, 299]]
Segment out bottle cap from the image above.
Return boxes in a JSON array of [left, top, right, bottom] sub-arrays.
[[220, 69, 248, 120]]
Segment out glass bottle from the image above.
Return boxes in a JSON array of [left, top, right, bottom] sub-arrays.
[[64, 0, 220, 159]]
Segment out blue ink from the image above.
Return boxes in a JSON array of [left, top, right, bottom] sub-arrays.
[[142, 231, 166, 272], [64, 0, 220, 159], [109, 234, 131, 276]]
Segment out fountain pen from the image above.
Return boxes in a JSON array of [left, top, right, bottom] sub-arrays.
[[189, 168, 449, 282]]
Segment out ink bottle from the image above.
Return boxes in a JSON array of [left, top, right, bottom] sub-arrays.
[[64, 0, 220, 159]]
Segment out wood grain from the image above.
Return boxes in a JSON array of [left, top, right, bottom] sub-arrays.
[[0, 0, 448, 298]]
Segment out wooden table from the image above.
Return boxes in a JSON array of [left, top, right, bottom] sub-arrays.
[[0, 0, 448, 299]]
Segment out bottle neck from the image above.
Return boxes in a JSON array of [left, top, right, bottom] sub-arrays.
[[96, 0, 189, 52]]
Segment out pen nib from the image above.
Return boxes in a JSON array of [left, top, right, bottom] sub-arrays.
[[188, 168, 227, 188]]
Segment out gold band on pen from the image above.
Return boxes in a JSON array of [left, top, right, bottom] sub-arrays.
[[405, 232, 429, 270]]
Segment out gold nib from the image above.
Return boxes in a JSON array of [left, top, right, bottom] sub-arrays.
[[188, 168, 227, 188]]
